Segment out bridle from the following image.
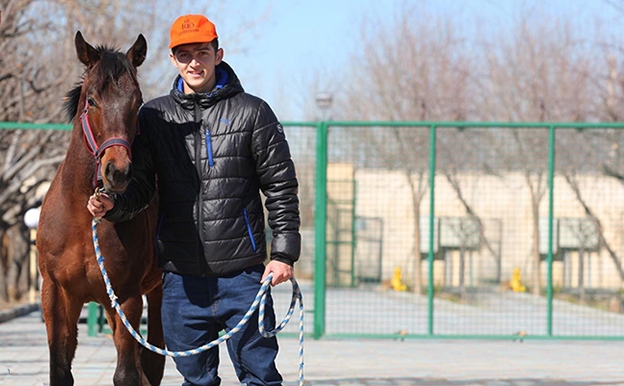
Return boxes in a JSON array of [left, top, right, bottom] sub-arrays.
[[80, 100, 134, 188]]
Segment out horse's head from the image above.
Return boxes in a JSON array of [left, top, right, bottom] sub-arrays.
[[71, 31, 147, 193]]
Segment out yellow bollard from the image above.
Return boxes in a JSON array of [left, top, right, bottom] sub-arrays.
[[510, 267, 526, 293], [390, 266, 407, 292]]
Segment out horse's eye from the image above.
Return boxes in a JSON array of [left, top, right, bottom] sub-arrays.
[[87, 97, 96, 107]]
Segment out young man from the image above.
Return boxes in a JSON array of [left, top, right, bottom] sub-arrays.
[[87, 14, 301, 385]]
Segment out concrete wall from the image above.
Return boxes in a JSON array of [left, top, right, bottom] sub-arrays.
[[346, 168, 624, 290]]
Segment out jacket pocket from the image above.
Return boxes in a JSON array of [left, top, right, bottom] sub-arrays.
[[242, 208, 257, 252]]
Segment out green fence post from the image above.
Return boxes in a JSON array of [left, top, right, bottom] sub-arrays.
[[87, 302, 99, 337], [314, 121, 328, 339], [546, 125, 556, 336], [427, 124, 437, 336]]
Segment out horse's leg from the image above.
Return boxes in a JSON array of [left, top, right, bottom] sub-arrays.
[[41, 278, 83, 386], [141, 284, 165, 386], [106, 294, 149, 386]]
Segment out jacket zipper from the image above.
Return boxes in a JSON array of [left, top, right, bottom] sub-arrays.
[[243, 208, 257, 252], [205, 129, 214, 167], [193, 102, 205, 275]]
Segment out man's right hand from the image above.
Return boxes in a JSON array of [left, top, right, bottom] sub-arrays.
[[87, 192, 114, 218]]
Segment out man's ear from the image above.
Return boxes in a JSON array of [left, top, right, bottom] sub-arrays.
[[215, 48, 224, 65], [169, 51, 177, 67]]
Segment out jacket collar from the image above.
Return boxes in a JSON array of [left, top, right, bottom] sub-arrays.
[[170, 61, 244, 110]]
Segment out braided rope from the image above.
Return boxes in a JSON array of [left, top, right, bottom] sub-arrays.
[[91, 218, 305, 385]]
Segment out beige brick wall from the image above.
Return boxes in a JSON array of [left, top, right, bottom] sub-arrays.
[[344, 168, 624, 290]]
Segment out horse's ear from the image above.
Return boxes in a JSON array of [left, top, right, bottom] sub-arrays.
[[126, 34, 147, 68], [75, 31, 100, 67]]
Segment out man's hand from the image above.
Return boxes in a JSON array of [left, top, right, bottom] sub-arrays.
[[262, 260, 294, 286], [87, 192, 114, 218]]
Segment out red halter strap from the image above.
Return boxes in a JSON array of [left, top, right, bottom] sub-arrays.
[[80, 101, 134, 188], [80, 102, 133, 159]]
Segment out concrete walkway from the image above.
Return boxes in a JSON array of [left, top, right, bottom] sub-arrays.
[[1, 307, 624, 385]]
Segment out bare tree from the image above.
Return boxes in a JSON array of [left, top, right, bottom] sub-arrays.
[[0, 0, 272, 304], [335, 6, 479, 293], [0, 0, 71, 303], [326, 2, 624, 297], [479, 10, 598, 294]]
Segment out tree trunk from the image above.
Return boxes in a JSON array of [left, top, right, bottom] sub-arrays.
[[531, 198, 541, 296], [413, 203, 423, 294]]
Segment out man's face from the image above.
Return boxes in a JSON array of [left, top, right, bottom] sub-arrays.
[[170, 42, 223, 94]]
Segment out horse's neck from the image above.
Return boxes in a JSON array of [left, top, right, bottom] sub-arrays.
[[57, 123, 99, 196]]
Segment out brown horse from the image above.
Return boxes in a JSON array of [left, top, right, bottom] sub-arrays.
[[37, 32, 164, 386]]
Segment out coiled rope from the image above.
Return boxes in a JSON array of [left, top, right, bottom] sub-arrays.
[[91, 218, 305, 385]]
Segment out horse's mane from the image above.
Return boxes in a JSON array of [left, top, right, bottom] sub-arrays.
[[64, 45, 138, 122]]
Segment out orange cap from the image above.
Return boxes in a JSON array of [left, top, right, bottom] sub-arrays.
[[169, 14, 218, 49]]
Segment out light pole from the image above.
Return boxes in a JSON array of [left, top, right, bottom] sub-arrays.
[[23, 207, 40, 304], [315, 92, 333, 122]]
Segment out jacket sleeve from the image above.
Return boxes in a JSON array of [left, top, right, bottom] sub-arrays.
[[104, 107, 156, 222], [252, 101, 301, 265]]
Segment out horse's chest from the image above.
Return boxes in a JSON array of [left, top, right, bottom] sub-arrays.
[[43, 223, 125, 279]]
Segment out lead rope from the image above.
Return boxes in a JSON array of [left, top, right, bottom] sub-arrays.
[[91, 217, 305, 385]]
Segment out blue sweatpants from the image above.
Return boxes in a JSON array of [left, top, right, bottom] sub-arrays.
[[161, 264, 282, 386]]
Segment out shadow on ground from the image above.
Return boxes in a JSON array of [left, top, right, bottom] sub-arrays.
[[285, 378, 624, 386]]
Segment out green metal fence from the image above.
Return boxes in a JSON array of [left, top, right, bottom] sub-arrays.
[[5, 120, 624, 340], [283, 121, 624, 341]]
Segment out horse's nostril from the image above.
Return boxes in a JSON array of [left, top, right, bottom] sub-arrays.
[[127, 162, 133, 181], [105, 162, 132, 185], [105, 162, 114, 180]]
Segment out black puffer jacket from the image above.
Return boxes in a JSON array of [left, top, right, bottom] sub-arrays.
[[105, 62, 301, 276]]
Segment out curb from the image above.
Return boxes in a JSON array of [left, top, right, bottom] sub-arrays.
[[0, 302, 40, 324]]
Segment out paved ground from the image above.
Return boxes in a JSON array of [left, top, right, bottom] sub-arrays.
[[271, 281, 624, 337], [1, 306, 624, 385]]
